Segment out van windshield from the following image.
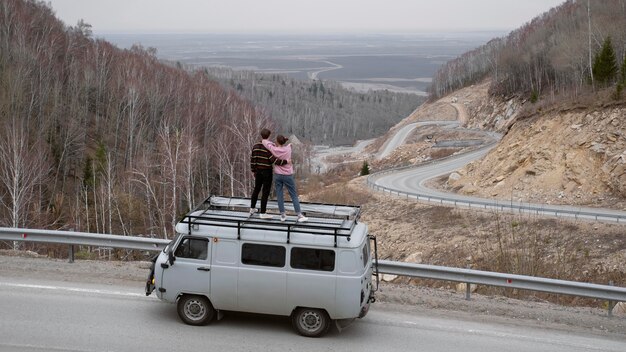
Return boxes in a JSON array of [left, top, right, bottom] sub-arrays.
[[163, 233, 182, 253]]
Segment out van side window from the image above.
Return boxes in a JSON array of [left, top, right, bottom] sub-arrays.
[[291, 247, 335, 272], [241, 243, 285, 267], [174, 237, 208, 260]]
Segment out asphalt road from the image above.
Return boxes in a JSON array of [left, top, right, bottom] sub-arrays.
[[1, 277, 624, 352]]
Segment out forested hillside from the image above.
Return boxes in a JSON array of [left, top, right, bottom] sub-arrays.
[[0, 0, 279, 239], [430, 0, 626, 101], [206, 68, 423, 145]]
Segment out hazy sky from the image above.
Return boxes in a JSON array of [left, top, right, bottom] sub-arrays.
[[46, 0, 565, 34]]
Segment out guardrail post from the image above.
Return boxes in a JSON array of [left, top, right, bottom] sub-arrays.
[[465, 265, 471, 300], [68, 245, 74, 263], [608, 281, 615, 318]]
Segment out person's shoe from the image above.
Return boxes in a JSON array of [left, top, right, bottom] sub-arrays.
[[280, 214, 287, 222], [297, 215, 309, 222], [259, 213, 273, 219], [249, 208, 258, 215]]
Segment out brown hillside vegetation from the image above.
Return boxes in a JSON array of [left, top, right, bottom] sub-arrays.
[[0, 0, 421, 244], [0, 0, 272, 239], [430, 0, 626, 101]]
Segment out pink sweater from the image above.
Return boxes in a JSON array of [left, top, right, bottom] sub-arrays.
[[262, 139, 293, 175]]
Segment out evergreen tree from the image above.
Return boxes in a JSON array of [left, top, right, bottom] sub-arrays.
[[360, 161, 370, 176], [592, 37, 618, 85], [82, 156, 94, 188]]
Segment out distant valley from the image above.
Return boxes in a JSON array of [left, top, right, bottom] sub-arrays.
[[102, 33, 500, 96]]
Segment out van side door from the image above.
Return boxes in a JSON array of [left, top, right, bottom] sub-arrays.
[[237, 243, 287, 315], [161, 236, 211, 302], [209, 239, 239, 311]]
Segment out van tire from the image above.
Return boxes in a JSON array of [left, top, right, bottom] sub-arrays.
[[177, 295, 215, 326], [291, 308, 331, 337]]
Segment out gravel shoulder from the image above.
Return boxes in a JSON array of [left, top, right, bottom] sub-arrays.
[[1, 252, 624, 339]]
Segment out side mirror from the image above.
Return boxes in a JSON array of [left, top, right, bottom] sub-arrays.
[[168, 250, 176, 265]]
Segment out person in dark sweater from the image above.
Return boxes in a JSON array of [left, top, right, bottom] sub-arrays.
[[250, 128, 288, 219]]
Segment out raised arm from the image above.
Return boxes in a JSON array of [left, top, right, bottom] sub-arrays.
[[261, 139, 277, 154], [261, 139, 289, 165]]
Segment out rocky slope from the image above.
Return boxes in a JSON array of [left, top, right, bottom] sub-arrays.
[[438, 81, 626, 209], [378, 78, 626, 210]]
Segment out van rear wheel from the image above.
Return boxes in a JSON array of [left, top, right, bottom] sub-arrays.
[[177, 295, 215, 326], [291, 308, 331, 337]]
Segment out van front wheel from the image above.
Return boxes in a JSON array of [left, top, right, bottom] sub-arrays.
[[177, 295, 215, 326], [291, 308, 331, 337]]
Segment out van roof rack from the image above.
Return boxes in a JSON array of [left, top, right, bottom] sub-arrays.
[[178, 195, 362, 247]]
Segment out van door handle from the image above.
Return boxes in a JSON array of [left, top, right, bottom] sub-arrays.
[[197, 267, 211, 271]]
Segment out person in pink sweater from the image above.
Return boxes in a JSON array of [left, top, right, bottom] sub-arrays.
[[262, 135, 308, 222]]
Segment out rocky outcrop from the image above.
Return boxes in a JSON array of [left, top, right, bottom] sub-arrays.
[[455, 106, 626, 207], [445, 80, 523, 133]]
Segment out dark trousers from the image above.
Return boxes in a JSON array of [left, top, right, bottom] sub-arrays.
[[251, 169, 273, 213]]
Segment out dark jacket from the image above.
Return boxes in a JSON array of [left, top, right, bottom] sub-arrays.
[[251, 142, 286, 173]]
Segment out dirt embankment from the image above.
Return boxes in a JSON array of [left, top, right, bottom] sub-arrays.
[[448, 106, 626, 209], [426, 80, 626, 210], [370, 77, 626, 209]]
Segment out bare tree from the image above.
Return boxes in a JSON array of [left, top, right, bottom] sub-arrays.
[[0, 125, 49, 247]]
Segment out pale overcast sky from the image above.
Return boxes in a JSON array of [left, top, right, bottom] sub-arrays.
[[46, 0, 565, 34]]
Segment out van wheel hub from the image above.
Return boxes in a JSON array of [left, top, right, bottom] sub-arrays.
[[177, 295, 215, 326], [300, 311, 322, 331], [184, 299, 206, 320]]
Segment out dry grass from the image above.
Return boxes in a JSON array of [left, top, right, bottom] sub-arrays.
[[303, 180, 371, 206], [516, 85, 625, 121], [429, 148, 458, 160], [299, 162, 362, 197]]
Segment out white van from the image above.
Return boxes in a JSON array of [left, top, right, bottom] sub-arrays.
[[146, 196, 378, 337]]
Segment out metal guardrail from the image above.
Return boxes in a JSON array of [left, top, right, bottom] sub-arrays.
[[377, 260, 626, 303], [366, 144, 626, 223], [1, 226, 624, 315], [0, 227, 169, 252]]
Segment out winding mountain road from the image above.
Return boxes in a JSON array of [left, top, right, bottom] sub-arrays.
[[371, 106, 626, 222]]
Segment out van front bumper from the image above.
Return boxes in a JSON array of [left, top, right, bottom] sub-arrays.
[[145, 255, 158, 296]]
